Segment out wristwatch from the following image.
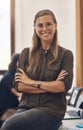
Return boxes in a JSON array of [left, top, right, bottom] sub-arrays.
[[37, 81, 42, 88]]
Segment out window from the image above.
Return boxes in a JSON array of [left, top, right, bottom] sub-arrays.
[[0, 0, 15, 74]]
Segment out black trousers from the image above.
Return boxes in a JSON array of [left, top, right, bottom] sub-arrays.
[[1, 108, 62, 130]]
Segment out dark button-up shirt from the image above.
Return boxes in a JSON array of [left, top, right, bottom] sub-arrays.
[[15, 46, 73, 118]]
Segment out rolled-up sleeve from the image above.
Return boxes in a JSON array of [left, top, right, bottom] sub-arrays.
[[14, 47, 29, 91], [61, 50, 74, 92]]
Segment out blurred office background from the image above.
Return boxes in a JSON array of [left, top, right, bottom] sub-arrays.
[[0, 0, 83, 89]]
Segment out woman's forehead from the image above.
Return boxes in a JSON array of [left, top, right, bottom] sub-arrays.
[[35, 15, 54, 23]]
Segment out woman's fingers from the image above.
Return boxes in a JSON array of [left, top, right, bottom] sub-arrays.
[[57, 70, 68, 80], [15, 68, 29, 85], [18, 68, 25, 74], [59, 70, 68, 76], [15, 74, 22, 82], [15, 68, 24, 82]]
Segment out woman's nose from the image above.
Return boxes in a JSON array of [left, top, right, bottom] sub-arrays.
[[42, 25, 47, 30]]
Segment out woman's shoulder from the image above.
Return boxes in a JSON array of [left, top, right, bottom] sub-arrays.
[[58, 45, 73, 56]]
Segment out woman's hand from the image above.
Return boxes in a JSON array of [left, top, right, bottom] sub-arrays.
[[15, 68, 32, 85], [56, 70, 68, 81]]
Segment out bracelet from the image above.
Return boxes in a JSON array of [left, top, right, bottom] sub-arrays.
[[37, 81, 42, 89]]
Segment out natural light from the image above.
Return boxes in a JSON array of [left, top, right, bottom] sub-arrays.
[[0, 0, 11, 70]]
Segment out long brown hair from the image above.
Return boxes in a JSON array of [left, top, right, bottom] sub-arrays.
[[28, 9, 59, 74]]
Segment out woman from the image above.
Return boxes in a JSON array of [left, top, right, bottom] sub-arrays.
[[0, 54, 21, 126], [1, 9, 73, 130]]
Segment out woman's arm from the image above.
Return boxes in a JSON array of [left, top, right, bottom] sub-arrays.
[[15, 69, 68, 93], [11, 87, 22, 97], [17, 82, 47, 94]]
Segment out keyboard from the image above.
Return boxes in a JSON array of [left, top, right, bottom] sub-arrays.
[[64, 110, 81, 119], [59, 127, 80, 130], [67, 110, 79, 116]]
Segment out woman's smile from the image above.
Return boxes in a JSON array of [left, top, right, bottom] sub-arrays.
[[41, 31, 50, 37]]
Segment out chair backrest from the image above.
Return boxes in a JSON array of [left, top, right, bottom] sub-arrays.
[[76, 91, 83, 109], [68, 87, 83, 107]]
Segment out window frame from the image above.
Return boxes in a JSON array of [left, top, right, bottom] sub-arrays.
[[0, 0, 15, 75]]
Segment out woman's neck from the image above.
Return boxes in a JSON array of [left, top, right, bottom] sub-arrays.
[[41, 40, 52, 50]]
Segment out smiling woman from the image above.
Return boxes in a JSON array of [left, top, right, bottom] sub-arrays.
[[1, 9, 73, 130], [0, 0, 15, 74]]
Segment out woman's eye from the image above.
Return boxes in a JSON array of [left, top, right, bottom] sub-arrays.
[[46, 23, 52, 27], [36, 22, 53, 29], [37, 24, 43, 28]]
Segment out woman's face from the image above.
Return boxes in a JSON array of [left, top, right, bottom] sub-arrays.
[[34, 15, 57, 43]]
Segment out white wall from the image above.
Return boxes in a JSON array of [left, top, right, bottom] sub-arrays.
[[15, 0, 76, 87]]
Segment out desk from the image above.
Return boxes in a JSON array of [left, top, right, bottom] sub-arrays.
[[59, 119, 83, 130], [58, 106, 83, 130]]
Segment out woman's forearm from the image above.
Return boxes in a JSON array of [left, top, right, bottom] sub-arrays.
[[11, 88, 22, 97], [31, 80, 65, 93], [15, 69, 67, 94], [39, 80, 65, 93], [18, 82, 47, 94], [18, 79, 65, 94]]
